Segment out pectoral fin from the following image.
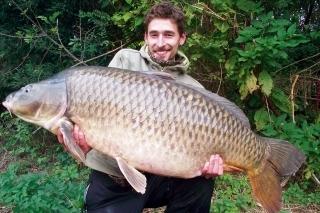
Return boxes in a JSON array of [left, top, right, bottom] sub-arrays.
[[60, 120, 86, 164], [115, 157, 146, 194]]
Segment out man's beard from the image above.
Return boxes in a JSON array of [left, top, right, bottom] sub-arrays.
[[148, 46, 183, 67]]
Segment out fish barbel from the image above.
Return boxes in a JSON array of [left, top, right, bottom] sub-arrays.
[[2, 66, 306, 213]]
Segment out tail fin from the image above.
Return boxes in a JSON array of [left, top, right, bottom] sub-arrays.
[[265, 138, 306, 176], [248, 138, 306, 213]]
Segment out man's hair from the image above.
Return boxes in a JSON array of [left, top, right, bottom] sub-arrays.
[[144, 1, 186, 36]]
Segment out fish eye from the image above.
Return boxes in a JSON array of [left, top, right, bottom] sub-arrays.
[[23, 86, 31, 93]]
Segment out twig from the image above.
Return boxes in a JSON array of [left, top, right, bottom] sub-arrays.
[[312, 173, 320, 187], [71, 44, 126, 67], [0, 32, 46, 39], [275, 52, 320, 73], [11, 0, 82, 63], [290, 75, 299, 123], [216, 63, 223, 93], [55, 19, 85, 64], [190, 3, 226, 21], [280, 175, 291, 187], [297, 60, 320, 75], [4, 49, 32, 74]]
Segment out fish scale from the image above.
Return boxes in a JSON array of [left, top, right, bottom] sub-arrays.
[[3, 66, 306, 213]]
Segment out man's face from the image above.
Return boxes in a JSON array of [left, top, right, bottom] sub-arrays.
[[144, 18, 186, 61]]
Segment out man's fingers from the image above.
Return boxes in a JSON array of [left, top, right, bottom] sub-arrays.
[[207, 155, 215, 175], [201, 154, 224, 178], [202, 162, 209, 173], [78, 129, 85, 144], [73, 124, 91, 154], [57, 129, 64, 143], [73, 125, 80, 142], [218, 156, 223, 175]]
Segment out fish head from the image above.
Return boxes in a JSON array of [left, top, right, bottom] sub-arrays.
[[2, 81, 67, 132]]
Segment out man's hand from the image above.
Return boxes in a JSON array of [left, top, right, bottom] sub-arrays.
[[201, 154, 223, 178], [57, 124, 92, 154]]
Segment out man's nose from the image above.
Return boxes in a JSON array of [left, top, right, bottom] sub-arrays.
[[156, 35, 165, 47]]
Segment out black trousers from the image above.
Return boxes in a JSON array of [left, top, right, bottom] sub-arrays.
[[84, 170, 215, 213]]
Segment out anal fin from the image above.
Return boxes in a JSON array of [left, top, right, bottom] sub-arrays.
[[223, 164, 244, 173], [115, 157, 146, 194]]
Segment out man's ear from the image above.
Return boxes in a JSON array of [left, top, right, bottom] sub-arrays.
[[179, 32, 187, 45], [144, 32, 148, 44]]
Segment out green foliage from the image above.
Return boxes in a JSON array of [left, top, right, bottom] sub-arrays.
[[0, 165, 85, 212], [283, 183, 320, 206], [229, 10, 309, 99], [211, 174, 256, 212], [0, 111, 90, 212]]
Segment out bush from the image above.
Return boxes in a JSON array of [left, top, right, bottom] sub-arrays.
[[0, 165, 85, 212]]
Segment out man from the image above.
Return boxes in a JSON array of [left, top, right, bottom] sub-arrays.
[[58, 2, 223, 212]]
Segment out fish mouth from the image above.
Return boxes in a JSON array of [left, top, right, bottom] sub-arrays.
[[2, 100, 9, 109], [2, 100, 13, 117]]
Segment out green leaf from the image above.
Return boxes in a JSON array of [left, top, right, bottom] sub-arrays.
[[239, 83, 249, 99], [214, 20, 230, 33], [277, 50, 288, 59], [37, 16, 49, 24], [123, 12, 132, 22], [251, 20, 263, 29], [236, 49, 250, 57], [49, 12, 60, 22], [238, 57, 248, 62], [259, 14, 267, 22], [101, 1, 109, 8], [134, 17, 143, 27], [254, 108, 270, 131], [235, 36, 249, 43], [287, 23, 296, 35], [271, 88, 291, 113], [258, 70, 273, 96], [277, 27, 286, 41], [266, 11, 274, 19], [273, 19, 290, 26], [267, 26, 282, 33]]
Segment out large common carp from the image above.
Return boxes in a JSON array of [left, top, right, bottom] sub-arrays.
[[3, 66, 305, 213]]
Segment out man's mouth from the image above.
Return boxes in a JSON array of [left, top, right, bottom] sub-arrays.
[[155, 51, 169, 57]]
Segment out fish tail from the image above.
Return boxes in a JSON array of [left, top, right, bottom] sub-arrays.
[[248, 138, 306, 213]]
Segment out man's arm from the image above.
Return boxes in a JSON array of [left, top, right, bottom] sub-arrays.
[[57, 125, 224, 178]]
